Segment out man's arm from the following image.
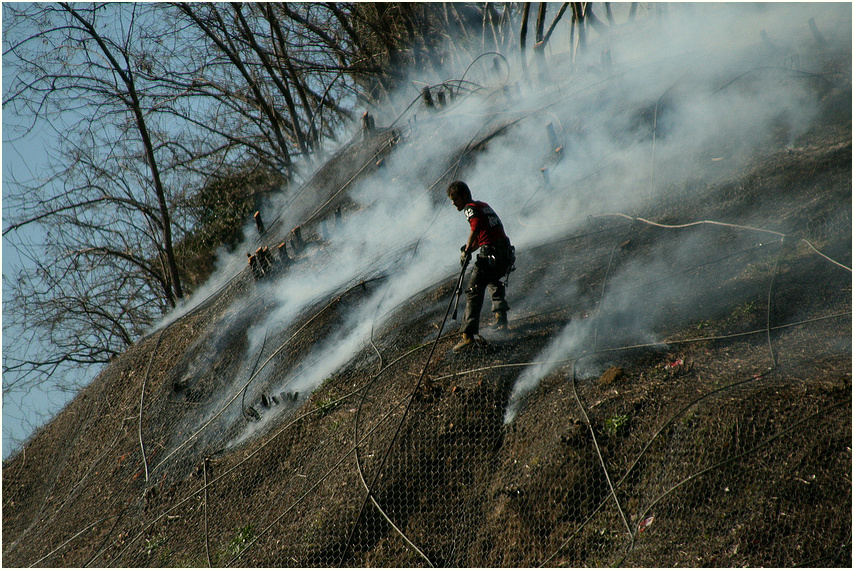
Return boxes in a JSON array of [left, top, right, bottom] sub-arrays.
[[460, 229, 478, 266], [464, 229, 478, 254]]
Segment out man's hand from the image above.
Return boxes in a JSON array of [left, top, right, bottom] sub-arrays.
[[460, 245, 471, 267]]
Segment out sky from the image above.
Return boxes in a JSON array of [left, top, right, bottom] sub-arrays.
[[2, 87, 76, 458], [2, 8, 95, 457], [2, 98, 62, 458]]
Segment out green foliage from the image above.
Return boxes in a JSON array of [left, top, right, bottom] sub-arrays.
[[228, 524, 255, 556], [730, 301, 758, 321], [176, 166, 284, 291], [144, 534, 166, 556], [143, 533, 173, 565], [604, 414, 630, 438], [315, 394, 339, 416]]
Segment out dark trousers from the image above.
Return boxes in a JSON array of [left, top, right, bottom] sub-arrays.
[[462, 256, 510, 336]]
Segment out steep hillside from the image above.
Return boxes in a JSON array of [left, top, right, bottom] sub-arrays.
[[3, 7, 851, 567]]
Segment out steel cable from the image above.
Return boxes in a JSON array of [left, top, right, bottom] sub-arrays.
[[570, 360, 634, 540], [337, 265, 471, 566], [138, 328, 165, 483], [27, 54, 851, 568]]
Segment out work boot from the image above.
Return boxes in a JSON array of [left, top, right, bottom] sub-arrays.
[[492, 311, 508, 330], [453, 333, 475, 353]]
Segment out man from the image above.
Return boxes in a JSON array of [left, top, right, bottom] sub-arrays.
[[447, 180, 515, 352]]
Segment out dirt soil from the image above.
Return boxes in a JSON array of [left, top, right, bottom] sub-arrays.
[[3, 57, 851, 568]]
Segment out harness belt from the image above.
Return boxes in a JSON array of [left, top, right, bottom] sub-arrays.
[[477, 241, 516, 281]]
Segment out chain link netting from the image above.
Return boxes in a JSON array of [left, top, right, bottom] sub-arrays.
[[10, 183, 846, 567], [3, 39, 851, 568]]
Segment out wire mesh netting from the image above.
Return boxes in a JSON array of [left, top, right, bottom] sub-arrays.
[[3, 16, 851, 566], [4, 165, 848, 566]]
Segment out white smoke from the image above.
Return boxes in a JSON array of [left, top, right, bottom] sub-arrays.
[[163, 3, 849, 445]]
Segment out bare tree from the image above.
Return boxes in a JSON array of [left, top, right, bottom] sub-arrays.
[[4, 1, 637, 452], [167, 2, 357, 169], [3, 3, 369, 393], [0, 3, 345, 406], [3, 4, 197, 403], [531, 2, 565, 80], [4, 6, 184, 315]]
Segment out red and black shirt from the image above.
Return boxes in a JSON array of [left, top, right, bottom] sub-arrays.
[[464, 201, 508, 249]]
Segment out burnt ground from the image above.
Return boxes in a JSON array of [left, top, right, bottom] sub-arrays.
[[3, 64, 851, 567]]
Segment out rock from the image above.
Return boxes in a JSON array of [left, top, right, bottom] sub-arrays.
[[598, 366, 626, 387]]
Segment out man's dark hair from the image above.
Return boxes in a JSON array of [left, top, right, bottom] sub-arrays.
[[447, 180, 472, 202]]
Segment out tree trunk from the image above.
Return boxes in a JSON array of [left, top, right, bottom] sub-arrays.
[[62, 3, 183, 305], [233, 4, 309, 158], [519, 3, 532, 82], [571, 2, 587, 60], [179, 3, 294, 175]]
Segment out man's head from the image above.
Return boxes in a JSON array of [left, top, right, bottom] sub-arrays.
[[447, 180, 472, 211]]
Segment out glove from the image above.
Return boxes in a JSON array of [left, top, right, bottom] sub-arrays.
[[460, 246, 471, 267]]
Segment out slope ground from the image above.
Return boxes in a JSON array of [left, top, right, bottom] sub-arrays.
[[2, 56, 851, 568]]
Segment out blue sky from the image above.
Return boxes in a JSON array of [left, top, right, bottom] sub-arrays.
[[2, 97, 77, 459], [2, 21, 87, 457]]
